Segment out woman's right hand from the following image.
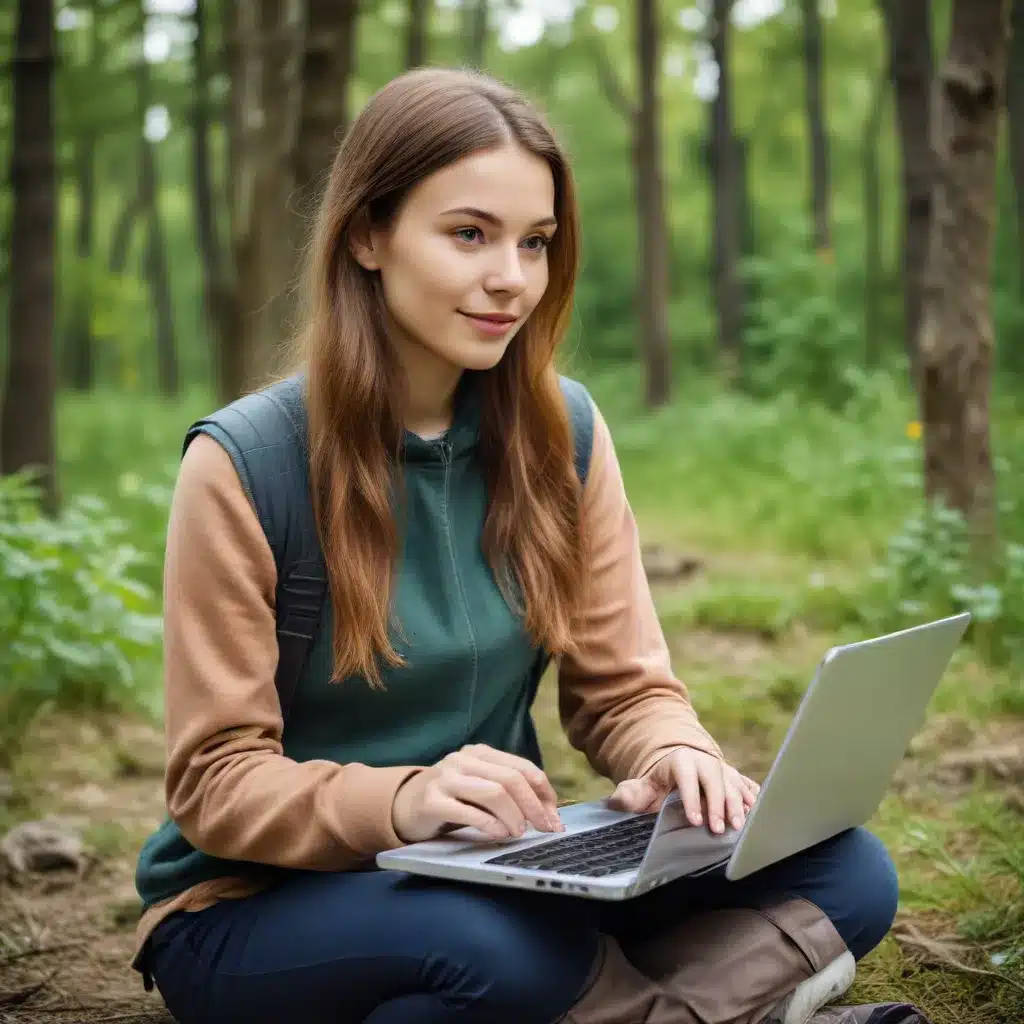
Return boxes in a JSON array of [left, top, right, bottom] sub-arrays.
[[391, 744, 565, 844]]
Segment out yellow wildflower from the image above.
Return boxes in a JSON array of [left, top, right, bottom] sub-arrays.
[[906, 420, 922, 441]]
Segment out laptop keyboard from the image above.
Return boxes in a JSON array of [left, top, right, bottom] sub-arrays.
[[483, 813, 658, 877]]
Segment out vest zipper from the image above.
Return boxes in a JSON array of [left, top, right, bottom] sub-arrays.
[[437, 438, 479, 740]]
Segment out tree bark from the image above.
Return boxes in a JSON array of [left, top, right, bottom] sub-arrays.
[[294, 0, 358, 220], [108, 194, 144, 274], [224, 0, 305, 394], [405, 0, 431, 69], [192, 0, 240, 403], [918, 0, 1010, 554], [2, 0, 58, 512], [710, 0, 743, 379], [635, 0, 672, 407], [134, 0, 178, 396], [863, 69, 887, 365], [800, 0, 831, 251], [1006, 0, 1024, 299], [879, 0, 933, 388], [463, 0, 487, 69], [66, 0, 100, 392]]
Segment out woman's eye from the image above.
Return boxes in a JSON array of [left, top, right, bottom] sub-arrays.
[[455, 227, 483, 244], [521, 235, 550, 252]]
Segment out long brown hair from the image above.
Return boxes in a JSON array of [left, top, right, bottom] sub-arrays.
[[290, 68, 586, 688]]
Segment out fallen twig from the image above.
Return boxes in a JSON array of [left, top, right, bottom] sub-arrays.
[[0, 967, 59, 1008], [0, 941, 83, 966], [892, 920, 1024, 995]]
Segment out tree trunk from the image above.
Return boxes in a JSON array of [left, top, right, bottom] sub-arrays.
[[192, 0, 241, 403], [800, 0, 831, 251], [108, 193, 144, 274], [225, 0, 305, 393], [1006, 0, 1024, 299], [863, 70, 887, 365], [635, 0, 672, 408], [66, 0, 100, 392], [405, 0, 431, 69], [134, 0, 178, 396], [463, 0, 487, 69], [918, 0, 1010, 554], [67, 132, 96, 390], [2, 0, 57, 512], [710, 0, 743, 379], [142, 145, 178, 396], [294, 0, 358, 221], [879, 0, 933, 389]]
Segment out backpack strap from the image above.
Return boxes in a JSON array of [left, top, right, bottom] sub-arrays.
[[182, 374, 596, 724], [559, 375, 596, 485], [183, 374, 327, 722]]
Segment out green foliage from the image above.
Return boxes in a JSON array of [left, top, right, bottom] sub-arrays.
[[858, 501, 1024, 682], [0, 471, 163, 765], [741, 231, 869, 407]]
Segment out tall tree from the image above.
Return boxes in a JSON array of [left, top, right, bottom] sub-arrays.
[[1006, 0, 1024, 299], [294, 0, 359, 217], [634, 0, 672, 406], [463, 0, 487, 69], [918, 0, 1010, 553], [134, 0, 178, 397], [66, 0, 102, 391], [592, 0, 673, 407], [863, 67, 888, 365], [220, 0, 305, 396], [191, 0, 237, 402], [405, 0, 432, 69], [2, 0, 57, 512], [800, 0, 831, 251], [879, 0, 934, 387], [709, 0, 743, 378]]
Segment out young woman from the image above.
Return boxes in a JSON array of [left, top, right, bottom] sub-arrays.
[[132, 68, 904, 1024]]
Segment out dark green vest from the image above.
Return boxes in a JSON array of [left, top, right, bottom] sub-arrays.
[[135, 373, 594, 908]]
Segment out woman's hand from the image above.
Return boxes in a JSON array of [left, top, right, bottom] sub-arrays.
[[392, 744, 565, 844], [608, 747, 760, 834]]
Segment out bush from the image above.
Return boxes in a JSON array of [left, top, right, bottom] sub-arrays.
[[0, 471, 163, 764], [862, 498, 1024, 674]]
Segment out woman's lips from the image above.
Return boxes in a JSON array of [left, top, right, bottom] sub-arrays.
[[461, 312, 518, 336]]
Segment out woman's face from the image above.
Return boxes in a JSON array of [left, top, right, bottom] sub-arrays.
[[354, 141, 557, 377]]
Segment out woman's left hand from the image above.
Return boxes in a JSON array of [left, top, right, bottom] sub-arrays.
[[608, 747, 760, 835]]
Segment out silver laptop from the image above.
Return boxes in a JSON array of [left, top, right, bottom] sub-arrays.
[[378, 613, 970, 899]]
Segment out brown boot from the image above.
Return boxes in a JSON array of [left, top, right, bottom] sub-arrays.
[[559, 933, 696, 1024], [624, 897, 850, 1024], [561, 897, 849, 1024]]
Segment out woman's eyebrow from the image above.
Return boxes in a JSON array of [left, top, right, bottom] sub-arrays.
[[439, 206, 558, 230]]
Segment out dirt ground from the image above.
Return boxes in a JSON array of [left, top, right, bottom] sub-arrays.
[[1, 717, 172, 1024]]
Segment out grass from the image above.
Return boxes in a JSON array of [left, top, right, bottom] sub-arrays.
[[4, 368, 1022, 1021]]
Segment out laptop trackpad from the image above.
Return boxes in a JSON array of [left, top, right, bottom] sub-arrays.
[[640, 797, 739, 880]]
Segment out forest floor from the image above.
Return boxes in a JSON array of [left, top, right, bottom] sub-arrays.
[[1, 557, 1023, 1023]]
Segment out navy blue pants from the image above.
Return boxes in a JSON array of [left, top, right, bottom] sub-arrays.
[[143, 827, 898, 1024]]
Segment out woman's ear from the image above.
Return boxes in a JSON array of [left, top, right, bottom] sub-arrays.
[[348, 208, 381, 271]]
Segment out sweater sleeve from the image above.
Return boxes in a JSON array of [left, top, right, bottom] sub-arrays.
[[161, 433, 423, 869], [557, 404, 724, 783]]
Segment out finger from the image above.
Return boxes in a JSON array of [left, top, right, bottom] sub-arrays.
[[608, 777, 661, 813], [739, 776, 760, 807], [697, 758, 727, 834], [722, 771, 747, 831], [459, 755, 560, 832], [464, 745, 560, 811], [430, 794, 511, 841], [444, 774, 527, 838], [674, 756, 704, 827]]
